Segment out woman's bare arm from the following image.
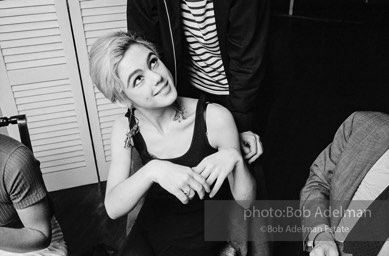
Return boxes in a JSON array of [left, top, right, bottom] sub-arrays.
[[194, 103, 256, 207]]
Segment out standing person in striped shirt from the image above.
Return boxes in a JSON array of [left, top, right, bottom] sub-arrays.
[[126, 0, 270, 167]]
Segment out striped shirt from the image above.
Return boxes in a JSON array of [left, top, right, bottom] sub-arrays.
[[181, 0, 229, 95]]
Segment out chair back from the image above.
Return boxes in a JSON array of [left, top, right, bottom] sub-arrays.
[[0, 115, 33, 152]]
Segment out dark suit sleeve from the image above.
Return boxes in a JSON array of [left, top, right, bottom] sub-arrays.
[[127, 0, 160, 45], [226, 0, 270, 132], [299, 113, 358, 248]]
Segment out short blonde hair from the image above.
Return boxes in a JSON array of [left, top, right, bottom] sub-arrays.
[[89, 31, 158, 103]]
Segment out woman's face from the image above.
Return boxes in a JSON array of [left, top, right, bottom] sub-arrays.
[[117, 44, 176, 109]]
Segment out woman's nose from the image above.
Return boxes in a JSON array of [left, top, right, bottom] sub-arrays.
[[149, 70, 163, 85]]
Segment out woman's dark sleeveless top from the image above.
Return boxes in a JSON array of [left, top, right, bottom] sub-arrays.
[[125, 97, 232, 252]]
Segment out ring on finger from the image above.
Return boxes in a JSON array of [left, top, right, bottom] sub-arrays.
[[183, 187, 191, 196]]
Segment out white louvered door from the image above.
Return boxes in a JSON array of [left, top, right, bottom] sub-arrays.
[[68, 0, 128, 180], [0, 0, 99, 191]]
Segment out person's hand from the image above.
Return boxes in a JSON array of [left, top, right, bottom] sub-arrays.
[[240, 131, 263, 164], [149, 160, 210, 204], [192, 148, 242, 197], [310, 232, 339, 256]]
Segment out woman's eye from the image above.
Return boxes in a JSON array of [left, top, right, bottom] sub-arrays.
[[133, 76, 143, 87], [150, 57, 159, 68]]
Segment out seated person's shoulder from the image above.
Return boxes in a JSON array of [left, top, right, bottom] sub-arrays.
[[347, 111, 389, 132], [0, 134, 40, 178], [204, 103, 239, 148], [349, 111, 389, 122], [206, 102, 234, 126], [112, 113, 129, 131], [110, 114, 132, 148], [0, 134, 26, 156]]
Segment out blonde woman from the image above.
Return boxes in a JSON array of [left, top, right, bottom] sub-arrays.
[[89, 31, 256, 256]]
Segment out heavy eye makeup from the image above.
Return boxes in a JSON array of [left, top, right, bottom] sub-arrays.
[[127, 53, 159, 88], [133, 75, 143, 87], [149, 55, 159, 69]]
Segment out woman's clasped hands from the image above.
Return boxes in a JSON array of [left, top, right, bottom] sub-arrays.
[[192, 148, 242, 198], [149, 148, 241, 204], [149, 160, 210, 204]]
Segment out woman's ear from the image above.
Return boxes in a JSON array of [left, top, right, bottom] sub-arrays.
[[115, 101, 128, 108], [115, 100, 134, 110], [116, 91, 133, 109]]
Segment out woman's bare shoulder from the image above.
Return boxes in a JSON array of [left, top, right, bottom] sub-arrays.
[[206, 103, 234, 126], [111, 114, 129, 141], [205, 103, 239, 148]]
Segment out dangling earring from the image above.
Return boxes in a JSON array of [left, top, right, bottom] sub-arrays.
[[124, 105, 139, 148]]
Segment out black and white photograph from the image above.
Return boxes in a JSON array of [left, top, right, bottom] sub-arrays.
[[0, 0, 388, 255]]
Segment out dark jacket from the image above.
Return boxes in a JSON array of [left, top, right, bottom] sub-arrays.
[[127, 0, 270, 132]]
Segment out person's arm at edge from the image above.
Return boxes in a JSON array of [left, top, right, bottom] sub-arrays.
[[0, 144, 52, 253], [0, 197, 51, 253]]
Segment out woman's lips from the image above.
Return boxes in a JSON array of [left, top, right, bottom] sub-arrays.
[[154, 82, 169, 96]]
